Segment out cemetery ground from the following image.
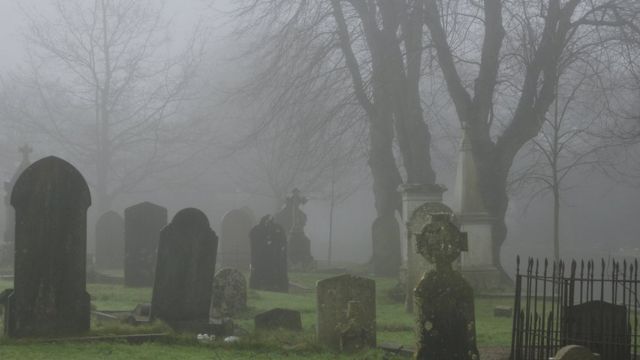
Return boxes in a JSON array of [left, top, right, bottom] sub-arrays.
[[0, 271, 512, 359]]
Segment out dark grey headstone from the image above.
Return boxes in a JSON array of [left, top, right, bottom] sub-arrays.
[[124, 201, 167, 287], [219, 208, 254, 271], [95, 211, 124, 269], [254, 308, 302, 332], [151, 208, 218, 327], [316, 274, 376, 351], [249, 215, 288, 293], [563, 300, 630, 359], [210, 268, 247, 319], [4, 156, 91, 337]]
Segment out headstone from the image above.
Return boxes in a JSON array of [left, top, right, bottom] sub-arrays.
[[274, 188, 314, 267], [371, 215, 401, 277], [254, 308, 302, 332], [151, 208, 218, 328], [413, 212, 479, 360], [562, 300, 630, 359], [399, 183, 447, 313], [124, 201, 167, 287], [95, 211, 124, 269], [219, 208, 255, 271], [4, 156, 91, 337], [1, 145, 32, 266], [316, 274, 376, 351], [210, 268, 247, 319], [493, 305, 512, 318], [249, 215, 288, 292], [554, 345, 599, 360]]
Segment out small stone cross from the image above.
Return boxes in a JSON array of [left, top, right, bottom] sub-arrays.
[[19, 144, 33, 163], [416, 213, 468, 271]]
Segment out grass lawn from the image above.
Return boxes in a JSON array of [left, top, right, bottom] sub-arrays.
[[0, 272, 514, 359]]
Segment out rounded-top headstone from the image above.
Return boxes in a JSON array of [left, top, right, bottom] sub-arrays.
[[151, 207, 218, 327], [220, 208, 255, 270], [554, 345, 597, 360], [7, 156, 91, 337], [12, 156, 91, 208]]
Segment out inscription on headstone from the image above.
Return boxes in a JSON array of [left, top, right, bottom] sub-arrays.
[[151, 208, 218, 327], [4, 156, 91, 337], [316, 274, 376, 351], [124, 201, 167, 287]]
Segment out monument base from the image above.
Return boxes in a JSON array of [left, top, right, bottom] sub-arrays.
[[462, 265, 511, 292]]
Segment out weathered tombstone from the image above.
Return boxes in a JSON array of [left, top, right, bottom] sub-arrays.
[[562, 300, 630, 359], [316, 274, 376, 351], [371, 215, 401, 277], [1, 145, 32, 266], [4, 156, 91, 337], [124, 201, 167, 287], [414, 213, 479, 360], [210, 268, 247, 319], [274, 189, 314, 267], [95, 211, 124, 269], [554, 345, 599, 360], [249, 215, 289, 292], [219, 208, 255, 271], [254, 308, 302, 332], [151, 208, 218, 328]]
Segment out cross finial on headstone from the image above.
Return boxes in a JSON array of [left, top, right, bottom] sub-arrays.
[[18, 144, 33, 163], [288, 188, 307, 208], [416, 213, 468, 271]]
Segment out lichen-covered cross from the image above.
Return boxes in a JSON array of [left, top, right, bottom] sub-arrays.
[[416, 213, 468, 271]]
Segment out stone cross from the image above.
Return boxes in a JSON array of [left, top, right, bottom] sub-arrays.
[[287, 188, 307, 232], [416, 213, 468, 271], [414, 212, 478, 360], [18, 144, 32, 163]]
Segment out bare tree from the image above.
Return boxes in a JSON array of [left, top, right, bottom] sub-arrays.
[[424, 0, 640, 276], [9, 0, 203, 212], [232, 0, 439, 276], [510, 63, 611, 260]]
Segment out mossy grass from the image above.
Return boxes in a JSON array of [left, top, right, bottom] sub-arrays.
[[0, 271, 514, 359]]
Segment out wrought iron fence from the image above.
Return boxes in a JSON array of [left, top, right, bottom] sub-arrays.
[[510, 257, 639, 360]]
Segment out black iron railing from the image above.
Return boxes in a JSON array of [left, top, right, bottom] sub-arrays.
[[510, 257, 639, 360]]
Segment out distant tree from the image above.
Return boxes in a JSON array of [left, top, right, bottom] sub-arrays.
[[509, 64, 611, 260], [7, 0, 204, 212], [424, 0, 640, 275]]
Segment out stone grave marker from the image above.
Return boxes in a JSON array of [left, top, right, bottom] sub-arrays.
[[151, 208, 218, 328], [249, 215, 289, 292], [371, 215, 401, 277], [274, 189, 314, 267], [563, 300, 630, 359], [254, 308, 302, 332], [95, 211, 124, 269], [210, 268, 247, 319], [219, 208, 255, 271], [413, 212, 479, 360], [124, 201, 167, 287], [4, 156, 91, 337], [316, 274, 376, 351]]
